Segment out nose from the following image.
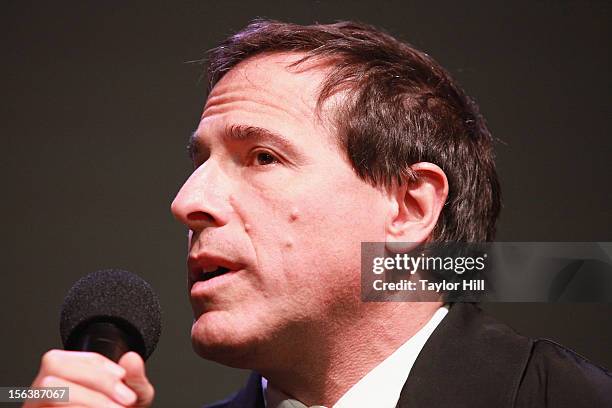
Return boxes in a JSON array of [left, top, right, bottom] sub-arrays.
[[171, 161, 231, 231]]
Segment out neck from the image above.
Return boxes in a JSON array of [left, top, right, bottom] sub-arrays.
[[258, 301, 442, 406]]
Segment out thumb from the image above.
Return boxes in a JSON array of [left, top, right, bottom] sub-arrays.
[[118, 351, 155, 407]]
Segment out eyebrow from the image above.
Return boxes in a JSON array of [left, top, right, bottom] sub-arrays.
[[187, 124, 300, 160]]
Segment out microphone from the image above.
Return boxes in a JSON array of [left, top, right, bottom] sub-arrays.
[[59, 269, 162, 362]]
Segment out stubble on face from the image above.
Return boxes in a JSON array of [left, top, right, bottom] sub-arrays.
[[177, 53, 391, 369]]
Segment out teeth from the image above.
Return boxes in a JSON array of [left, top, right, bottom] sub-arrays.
[[201, 265, 218, 273], [198, 267, 230, 282]]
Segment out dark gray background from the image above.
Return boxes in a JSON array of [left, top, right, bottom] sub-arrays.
[[1, 1, 610, 406]]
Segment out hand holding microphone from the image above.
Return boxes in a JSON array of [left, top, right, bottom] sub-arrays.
[[25, 269, 161, 408], [25, 349, 152, 408]]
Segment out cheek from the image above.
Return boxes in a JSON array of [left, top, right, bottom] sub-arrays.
[[232, 172, 387, 280], [282, 208, 299, 248], [229, 190, 297, 274], [292, 182, 387, 241], [282, 195, 386, 275]]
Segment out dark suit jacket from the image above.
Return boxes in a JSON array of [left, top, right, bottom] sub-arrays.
[[205, 303, 612, 407]]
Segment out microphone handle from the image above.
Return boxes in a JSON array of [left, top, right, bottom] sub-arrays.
[[68, 321, 132, 362]]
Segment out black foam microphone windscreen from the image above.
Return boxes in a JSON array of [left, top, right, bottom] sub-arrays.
[[60, 269, 162, 362]]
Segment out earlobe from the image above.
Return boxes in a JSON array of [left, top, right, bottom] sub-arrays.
[[385, 162, 449, 252]]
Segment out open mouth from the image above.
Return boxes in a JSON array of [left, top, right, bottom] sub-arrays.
[[198, 266, 231, 282]]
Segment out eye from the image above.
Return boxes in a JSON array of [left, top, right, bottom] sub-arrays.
[[253, 150, 279, 166], [190, 148, 210, 169]]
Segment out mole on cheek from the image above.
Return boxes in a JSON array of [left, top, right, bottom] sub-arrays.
[[244, 223, 251, 233], [289, 208, 300, 222]]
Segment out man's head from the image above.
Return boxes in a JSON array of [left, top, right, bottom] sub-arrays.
[[171, 20, 500, 369]]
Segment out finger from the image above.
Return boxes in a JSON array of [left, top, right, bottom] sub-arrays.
[[36, 350, 136, 406], [40, 350, 127, 379], [118, 352, 154, 407], [25, 375, 125, 407]]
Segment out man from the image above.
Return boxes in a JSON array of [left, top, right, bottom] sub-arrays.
[[27, 20, 611, 408]]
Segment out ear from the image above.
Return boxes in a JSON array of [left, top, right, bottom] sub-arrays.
[[385, 162, 449, 252]]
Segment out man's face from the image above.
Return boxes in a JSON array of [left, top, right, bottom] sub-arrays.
[[171, 53, 391, 367]]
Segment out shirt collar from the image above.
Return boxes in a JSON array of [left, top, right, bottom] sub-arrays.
[[262, 305, 449, 408]]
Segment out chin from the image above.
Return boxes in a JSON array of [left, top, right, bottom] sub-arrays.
[[190, 314, 259, 369]]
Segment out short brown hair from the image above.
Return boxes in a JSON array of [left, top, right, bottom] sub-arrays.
[[204, 19, 501, 242]]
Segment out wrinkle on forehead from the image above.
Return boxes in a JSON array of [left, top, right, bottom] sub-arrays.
[[203, 90, 303, 122], [202, 52, 337, 130]]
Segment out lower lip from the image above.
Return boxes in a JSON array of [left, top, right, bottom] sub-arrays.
[[190, 269, 242, 295]]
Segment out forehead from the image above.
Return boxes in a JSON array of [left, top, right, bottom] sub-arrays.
[[205, 52, 325, 116], [198, 52, 338, 148]]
